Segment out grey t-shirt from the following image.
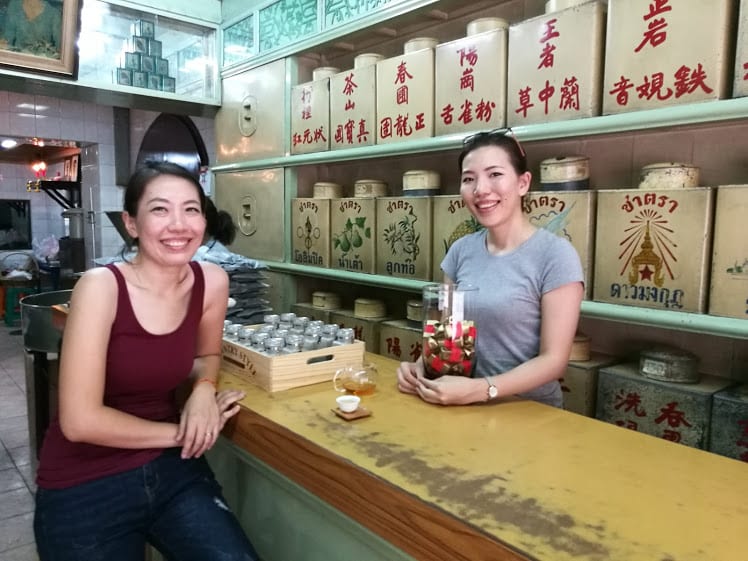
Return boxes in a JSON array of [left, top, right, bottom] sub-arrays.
[[441, 228, 584, 407]]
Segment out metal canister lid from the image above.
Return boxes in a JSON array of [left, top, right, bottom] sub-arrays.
[[539, 156, 590, 183], [354, 179, 389, 198], [312, 291, 341, 310], [467, 17, 509, 36], [354, 53, 384, 68], [402, 169, 441, 192], [406, 299, 423, 323], [404, 37, 438, 54], [638, 162, 700, 190], [639, 348, 700, 384], [312, 66, 340, 81], [354, 298, 386, 318], [313, 182, 343, 198], [545, 0, 590, 13]]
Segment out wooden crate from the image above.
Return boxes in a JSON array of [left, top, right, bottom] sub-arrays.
[[221, 337, 365, 393]]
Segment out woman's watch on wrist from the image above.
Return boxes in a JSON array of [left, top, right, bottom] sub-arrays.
[[484, 376, 498, 401]]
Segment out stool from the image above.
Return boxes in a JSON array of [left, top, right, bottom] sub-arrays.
[[4, 285, 37, 327]]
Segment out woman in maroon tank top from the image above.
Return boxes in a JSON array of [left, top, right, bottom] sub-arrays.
[[34, 162, 260, 561]]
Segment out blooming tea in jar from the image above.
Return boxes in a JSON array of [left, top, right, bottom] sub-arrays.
[[421, 283, 478, 379]]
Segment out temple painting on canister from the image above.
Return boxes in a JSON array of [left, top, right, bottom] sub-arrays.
[[708, 185, 748, 320], [330, 54, 382, 150], [434, 18, 508, 136], [291, 67, 337, 154], [376, 38, 436, 144], [734, 0, 748, 97], [290, 194, 332, 268], [592, 184, 714, 313], [602, 0, 733, 115], [507, 0, 606, 126]]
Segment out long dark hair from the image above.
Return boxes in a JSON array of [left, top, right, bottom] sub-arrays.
[[457, 129, 528, 176], [205, 198, 237, 246]]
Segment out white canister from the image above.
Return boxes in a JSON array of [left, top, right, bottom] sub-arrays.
[[402, 169, 441, 197], [539, 156, 590, 191], [466, 17, 509, 36], [313, 182, 344, 198], [404, 37, 438, 54], [354, 179, 388, 198], [545, 0, 591, 13], [312, 66, 340, 81], [354, 298, 386, 318], [312, 291, 341, 310], [638, 163, 700, 190], [354, 53, 384, 69]]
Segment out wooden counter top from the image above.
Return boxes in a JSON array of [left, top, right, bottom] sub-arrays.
[[219, 353, 747, 561]]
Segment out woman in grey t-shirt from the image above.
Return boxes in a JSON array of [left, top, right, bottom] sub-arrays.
[[396, 129, 584, 407]]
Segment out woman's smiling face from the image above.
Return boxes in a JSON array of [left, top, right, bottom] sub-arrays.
[[459, 144, 530, 229]]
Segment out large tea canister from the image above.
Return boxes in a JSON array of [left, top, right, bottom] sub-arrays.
[[313, 181, 343, 198], [639, 347, 700, 384], [539, 156, 590, 191], [638, 163, 700, 190], [421, 283, 478, 379], [403, 169, 441, 197]]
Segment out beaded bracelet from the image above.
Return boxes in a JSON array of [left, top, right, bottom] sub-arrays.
[[194, 377, 217, 389]]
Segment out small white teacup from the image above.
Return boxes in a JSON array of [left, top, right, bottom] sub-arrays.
[[336, 395, 361, 413]]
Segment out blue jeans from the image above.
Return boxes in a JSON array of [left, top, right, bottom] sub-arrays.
[[34, 448, 260, 561]]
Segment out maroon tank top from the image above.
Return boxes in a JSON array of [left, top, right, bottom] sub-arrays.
[[36, 261, 205, 489]]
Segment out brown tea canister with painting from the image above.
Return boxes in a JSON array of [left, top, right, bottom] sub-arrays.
[[330, 196, 376, 273]]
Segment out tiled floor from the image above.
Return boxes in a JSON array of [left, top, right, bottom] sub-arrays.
[[0, 324, 38, 560]]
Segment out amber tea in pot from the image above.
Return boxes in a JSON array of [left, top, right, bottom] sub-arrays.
[[333, 363, 378, 396]]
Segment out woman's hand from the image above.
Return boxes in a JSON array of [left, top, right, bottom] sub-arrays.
[[176, 383, 220, 459], [214, 389, 245, 431], [397, 360, 424, 394], [415, 375, 484, 406]]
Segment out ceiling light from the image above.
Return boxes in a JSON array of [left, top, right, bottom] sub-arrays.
[[1, 139, 18, 149]]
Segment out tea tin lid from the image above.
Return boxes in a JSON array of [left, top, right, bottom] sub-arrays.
[[402, 169, 441, 191], [312, 291, 342, 310], [639, 347, 700, 384], [354, 53, 384, 68], [354, 179, 389, 197], [354, 298, 386, 318], [466, 17, 509, 36], [539, 156, 590, 182], [312, 66, 340, 80], [313, 182, 343, 198], [545, 0, 590, 13], [404, 37, 438, 54], [638, 162, 700, 190], [406, 299, 423, 322]]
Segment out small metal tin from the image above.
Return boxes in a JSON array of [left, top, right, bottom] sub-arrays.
[[354, 298, 386, 318], [354, 53, 384, 68], [312, 291, 341, 310], [354, 179, 389, 198], [406, 299, 423, 327], [313, 182, 343, 198], [402, 169, 441, 197], [638, 162, 700, 190], [539, 156, 590, 191], [404, 37, 438, 54], [639, 348, 700, 384], [466, 17, 509, 36], [312, 66, 340, 81]]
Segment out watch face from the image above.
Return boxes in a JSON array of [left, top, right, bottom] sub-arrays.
[[488, 385, 498, 399]]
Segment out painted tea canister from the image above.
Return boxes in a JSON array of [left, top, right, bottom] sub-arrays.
[[376, 196, 433, 280], [596, 362, 732, 449], [639, 347, 700, 384], [592, 187, 714, 313], [435, 18, 508, 136], [330, 196, 376, 274], [291, 67, 338, 155], [354, 179, 388, 198], [313, 181, 344, 198], [330, 57, 379, 150], [539, 156, 590, 191], [376, 39, 435, 144], [602, 0, 732, 115], [523, 190, 596, 298], [638, 162, 700, 190], [431, 195, 482, 282], [734, 0, 748, 97], [354, 298, 386, 318], [402, 169, 441, 197], [312, 291, 341, 310], [507, 1, 605, 126], [379, 319, 423, 363], [709, 384, 748, 462], [291, 198, 331, 268], [708, 184, 748, 319]]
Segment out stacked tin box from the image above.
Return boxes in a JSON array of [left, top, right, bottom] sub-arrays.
[[117, 19, 176, 92]]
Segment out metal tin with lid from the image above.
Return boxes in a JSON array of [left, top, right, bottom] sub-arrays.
[[312, 66, 340, 81], [313, 182, 343, 198], [402, 169, 441, 197], [354, 53, 384, 68], [354, 179, 388, 198], [539, 156, 590, 191], [354, 298, 386, 318], [466, 17, 509, 36], [312, 291, 341, 310], [545, 0, 590, 13], [404, 37, 438, 54], [638, 162, 700, 190], [639, 348, 700, 384], [406, 299, 423, 327]]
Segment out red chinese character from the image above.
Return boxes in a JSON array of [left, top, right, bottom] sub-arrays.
[[662, 430, 682, 443], [312, 127, 326, 143], [394, 114, 413, 137], [538, 80, 555, 114], [738, 419, 748, 437], [344, 99, 355, 111], [673, 63, 714, 98], [540, 18, 560, 42], [302, 129, 313, 144], [475, 99, 496, 122], [301, 87, 312, 103], [394, 61, 413, 84], [301, 106, 312, 120], [379, 117, 393, 138], [292, 132, 302, 146], [654, 402, 692, 428], [644, 0, 672, 19], [613, 390, 647, 417], [615, 420, 639, 431], [515, 86, 534, 117], [440, 103, 455, 125], [458, 46, 478, 67], [743, 61, 748, 81], [334, 124, 344, 144], [458, 99, 473, 124], [634, 0, 672, 53], [356, 119, 369, 143], [538, 43, 556, 70], [396, 85, 409, 105], [342, 73, 358, 96], [460, 68, 475, 92], [636, 72, 673, 101], [414, 113, 426, 131], [386, 336, 402, 358], [559, 76, 580, 110], [409, 341, 422, 362], [609, 76, 635, 106], [344, 119, 355, 144]]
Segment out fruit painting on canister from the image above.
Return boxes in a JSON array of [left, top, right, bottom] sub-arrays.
[[331, 197, 376, 273]]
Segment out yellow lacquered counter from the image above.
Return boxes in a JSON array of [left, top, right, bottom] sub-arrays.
[[218, 353, 748, 561]]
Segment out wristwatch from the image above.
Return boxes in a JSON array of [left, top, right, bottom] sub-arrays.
[[484, 376, 498, 401]]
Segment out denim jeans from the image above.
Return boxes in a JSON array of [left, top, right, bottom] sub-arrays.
[[34, 448, 260, 561]]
